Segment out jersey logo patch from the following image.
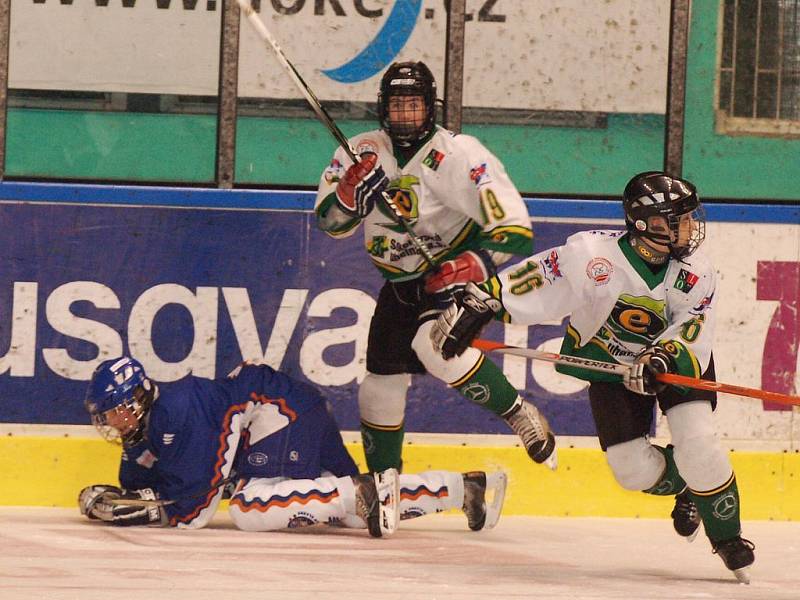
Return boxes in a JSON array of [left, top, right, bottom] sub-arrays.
[[162, 433, 175, 445], [674, 269, 699, 293], [469, 163, 491, 187], [323, 158, 345, 184], [541, 250, 563, 281], [422, 148, 445, 171], [136, 449, 157, 469], [586, 257, 613, 286]]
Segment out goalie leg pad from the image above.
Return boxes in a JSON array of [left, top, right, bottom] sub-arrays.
[[605, 437, 666, 491]]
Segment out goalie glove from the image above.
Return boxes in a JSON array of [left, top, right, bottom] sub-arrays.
[[431, 281, 503, 360], [623, 345, 676, 396], [335, 152, 389, 218], [78, 485, 166, 527]]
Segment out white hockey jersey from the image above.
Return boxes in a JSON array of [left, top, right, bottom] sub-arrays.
[[490, 230, 716, 382], [315, 126, 532, 281]]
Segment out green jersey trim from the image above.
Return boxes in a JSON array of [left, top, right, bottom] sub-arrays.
[[556, 325, 624, 382], [315, 192, 361, 236], [479, 225, 533, 256], [618, 234, 668, 290]]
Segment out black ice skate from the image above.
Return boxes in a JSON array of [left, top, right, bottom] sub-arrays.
[[671, 490, 701, 542], [712, 536, 755, 584], [503, 400, 557, 469], [462, 471, 507, 531], [353, 473, 382, 537]]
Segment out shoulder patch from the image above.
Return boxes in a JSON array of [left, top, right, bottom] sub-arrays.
[[586, 257, 614, 286], [422, 148, 445, 171], [674, 268, 699, 293], [469, 162, 492, 187]]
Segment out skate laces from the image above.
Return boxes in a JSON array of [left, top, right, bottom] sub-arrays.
[[505, 402, 547, 444]]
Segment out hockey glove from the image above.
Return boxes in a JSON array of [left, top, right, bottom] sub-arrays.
[[623, 345, 676, 396], [431, 281, 503, 360], [78, 485, 165, 527], [424, 249, 495, 295], [335, 152, 389, 218]]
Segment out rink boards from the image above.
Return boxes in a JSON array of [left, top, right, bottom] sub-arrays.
[[1, 183, 798, 517]]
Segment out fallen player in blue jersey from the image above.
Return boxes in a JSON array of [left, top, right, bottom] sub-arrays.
[[78, 356, 506, 537]]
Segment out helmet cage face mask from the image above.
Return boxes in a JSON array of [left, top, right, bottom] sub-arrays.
[[85, 357, 156, 447], [378, 62, 437, 146], [624, 173, 706, 260]]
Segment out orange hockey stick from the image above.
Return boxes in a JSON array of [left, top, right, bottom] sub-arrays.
[[472, 339, 800, 407]]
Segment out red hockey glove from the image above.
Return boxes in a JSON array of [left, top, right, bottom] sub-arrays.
[[335, 152, 389, 218], [424, 249, 495, 295]]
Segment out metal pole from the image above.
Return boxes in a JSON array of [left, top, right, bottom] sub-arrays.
[[216, 0, 241, 189], [664, 0, 691, 177], [444, 0, 466, 133], [0, 0, 10, 180]]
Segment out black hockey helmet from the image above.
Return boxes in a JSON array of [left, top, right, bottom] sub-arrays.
[[378, 61, 437, 147], [623, 171, 706, 261]]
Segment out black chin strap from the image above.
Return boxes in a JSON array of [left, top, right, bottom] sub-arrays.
[[629, 234, 669, 266]]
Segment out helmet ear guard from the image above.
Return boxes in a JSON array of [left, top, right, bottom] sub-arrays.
[[378, 61, 437, 146], [622, 171, 705, 262], [85, 356, 157, 447]]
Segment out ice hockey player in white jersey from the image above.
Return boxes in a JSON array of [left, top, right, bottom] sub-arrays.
[[431, 172, 755, 583], [315, 60, 555, 475], [77, 357, 507, 536]]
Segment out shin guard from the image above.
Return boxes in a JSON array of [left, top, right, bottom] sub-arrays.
[[451, 354, 518, 416], [361, 422, 404, 473], [643, 444, 687, 496], [690, 473, 742, 543]]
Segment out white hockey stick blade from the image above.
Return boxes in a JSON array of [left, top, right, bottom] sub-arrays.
[[543, 448, 558, 471], [375, 468, 400, 537], [482, 471, 508, 530]]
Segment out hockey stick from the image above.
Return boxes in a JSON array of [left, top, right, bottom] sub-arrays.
[[237, 0, 437, 268], [108, 477, 235, 508], [472, 338, 800, 407]]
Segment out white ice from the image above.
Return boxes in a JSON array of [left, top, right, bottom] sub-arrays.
[[1, 508, 798, 600]]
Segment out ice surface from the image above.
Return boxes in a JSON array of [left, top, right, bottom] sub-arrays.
[[1, 508, 797, 600]]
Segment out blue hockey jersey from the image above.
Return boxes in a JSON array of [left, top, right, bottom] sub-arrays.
[[118, 364, 357, 528]]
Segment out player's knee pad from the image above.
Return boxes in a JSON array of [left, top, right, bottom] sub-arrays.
[[667, 402, 732, 490], [411, 320, 483, 385], [605, 437, 666, 491], [358, 372, 410, 426]]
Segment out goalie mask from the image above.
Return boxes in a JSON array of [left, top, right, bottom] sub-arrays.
[[623, 171, 706, 264], [378, 61, 437, 147], [85, 356, 157, 447]]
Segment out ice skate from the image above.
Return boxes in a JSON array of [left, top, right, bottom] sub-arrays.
[[712, 536, 755, 584], [462, 471, 508, 531], [353, 473, 382, 537], [503, 400, 557, 469], [671, 490, 700, 542]]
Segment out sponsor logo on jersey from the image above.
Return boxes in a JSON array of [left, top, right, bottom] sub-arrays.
[[586, 257, 613, 286], [422, 148, 445, 171], [674, 269, 699, 293], [378, 175, 421, 228], [367, 235, 389, 258], [355, 139, 379, 156], [162, 433, 175, 445], [541, 250, 562, 280], [287, 512, 319, 528], [247, 452, 269, 467], [469, 163, 491, 187], [691, 292, 714, 314], [136, 449, 157, 469], [323, 158, 345, 184], [289, 450, 300, 462]]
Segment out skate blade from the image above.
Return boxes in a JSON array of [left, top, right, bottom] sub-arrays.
[[483, 471, 508, 530], [733, 566, 751, 585], [543, 449, 558, 471], [375, 468, 400, 537]]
